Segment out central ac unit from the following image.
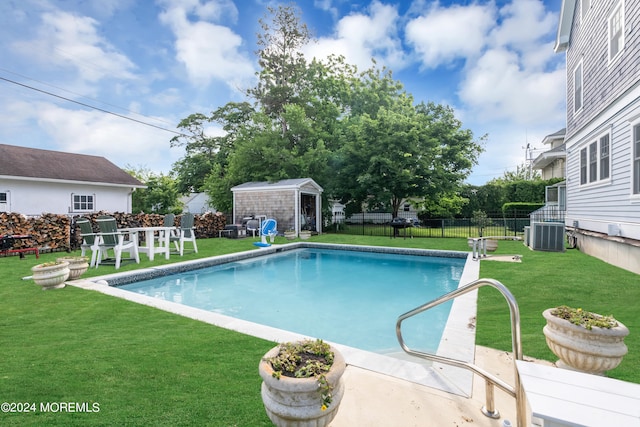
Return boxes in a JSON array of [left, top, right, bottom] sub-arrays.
[[530, 222, 565, 252]]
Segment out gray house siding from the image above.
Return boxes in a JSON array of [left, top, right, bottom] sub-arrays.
[[565, 0, 640, 139], [560, 0, 640, 274], [566, 92, 640, 235]]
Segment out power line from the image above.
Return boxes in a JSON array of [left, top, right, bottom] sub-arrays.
[[0, 76, 187, 137], [0, 67, 180, 129]]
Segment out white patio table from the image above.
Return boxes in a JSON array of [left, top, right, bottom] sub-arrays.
[[120, 226, 175, 261]]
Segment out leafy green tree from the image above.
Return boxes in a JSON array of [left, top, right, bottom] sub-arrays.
[[337, 72, 484, 218], [126, 166, 182, 214]]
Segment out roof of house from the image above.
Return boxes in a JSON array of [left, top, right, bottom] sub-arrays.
[[541, 128, 566, 145], [231, 178, 323, 193], [555, 0, 576, 52], [0, 144, 144, 187]]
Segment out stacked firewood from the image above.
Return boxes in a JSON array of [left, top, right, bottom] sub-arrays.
[[1, 211, 228, 254], [192, 211, 226, 238], [0, 212, 71, 251]]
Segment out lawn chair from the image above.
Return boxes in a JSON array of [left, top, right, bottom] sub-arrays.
[[253, 218, 278, 248], [246, 219, 260, 237], [170, 213, 198, 256], [76, 218, 101, 267], [95, 216, 140, 269]]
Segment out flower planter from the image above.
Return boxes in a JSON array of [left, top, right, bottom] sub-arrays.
[[57, 256, 89, 280], [284, 231, 297, 240], [31, 261, 70, 290], [259, 343, 346, 427], [542, 308, 629, 375], [299, 231, 311, 240]]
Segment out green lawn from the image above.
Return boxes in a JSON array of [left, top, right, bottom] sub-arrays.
[[1, 235, 637, 426]]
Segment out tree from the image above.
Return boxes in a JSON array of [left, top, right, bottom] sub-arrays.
[[248, 4, 311, 136], [336, 67, 484, 218], [126, 167, 183, 214], [170, 102, 255, 195]]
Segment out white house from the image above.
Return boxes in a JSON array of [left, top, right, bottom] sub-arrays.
[[555, 0, 640, 273], [0, 144, 145, 216], [180, 192, 216, 214], [531, 128, 566, 180]]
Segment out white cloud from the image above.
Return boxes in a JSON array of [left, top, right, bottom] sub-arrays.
[[31, 102, 183, 171], [405, 3, 496, 68], [304, 1, 406, 71], [458, 48, 565, 125], [158, 0, 254, 89], [12, 10, 137, 83]]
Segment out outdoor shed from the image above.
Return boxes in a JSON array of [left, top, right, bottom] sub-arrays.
[[231, 178, 323, 236]]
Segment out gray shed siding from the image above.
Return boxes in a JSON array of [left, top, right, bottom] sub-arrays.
[[234, 189, 295, 230], [565, 0, 640, 139]]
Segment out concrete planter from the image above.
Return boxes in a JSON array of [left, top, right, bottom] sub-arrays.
[[542, 308, 629, 375], [284, 231, 297, 240], [57, 256, 89, 280], [259, 343, 346, 427], [299, 231, 311, 240], [31, 261, 70, 290], [467, 238, 498, 252]]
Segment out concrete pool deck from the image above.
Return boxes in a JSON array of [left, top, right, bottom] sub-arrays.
[[331, 346, 552, 427]]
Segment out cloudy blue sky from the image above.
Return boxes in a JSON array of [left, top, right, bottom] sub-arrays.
[[0, 0, 566, 185]]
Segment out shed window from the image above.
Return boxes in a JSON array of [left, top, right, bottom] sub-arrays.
[[608, 1, 624, 62], [73, 194, 94, 211], [0, 193, 6, 203]]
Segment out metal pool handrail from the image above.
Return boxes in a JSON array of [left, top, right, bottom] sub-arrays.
[[396, 278, 526, 427]]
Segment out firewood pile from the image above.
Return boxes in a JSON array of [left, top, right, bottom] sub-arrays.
[[0, 211, 227, 255], [0, 212, 70, 251]]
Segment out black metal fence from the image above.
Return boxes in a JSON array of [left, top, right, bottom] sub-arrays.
[[327, 211, 554, 238]]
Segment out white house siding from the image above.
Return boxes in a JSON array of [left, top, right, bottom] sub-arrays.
[[0, 179, 135, 216]]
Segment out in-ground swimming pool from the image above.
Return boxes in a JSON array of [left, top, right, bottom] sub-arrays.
[[120, 247, 465, 355], [78, 243, 479, 393]]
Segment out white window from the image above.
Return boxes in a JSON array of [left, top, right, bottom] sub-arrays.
[[573, 62, 583, 113], [633, 123, 640, 195], [580, 147, 587, 185], [600, 133, 610, 180], [608, 1, 624, 62], [581, 0, 590, 19], [0, 192, 6, 203], [72, 194, 94, 211], [589, 141, 598, 183], [581, 130, 612, 186]]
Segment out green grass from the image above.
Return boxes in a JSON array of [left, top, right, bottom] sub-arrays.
[[1, 235, 638, 426]]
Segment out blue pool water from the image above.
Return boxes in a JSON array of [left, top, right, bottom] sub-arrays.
[[120, 248, 465, 354]]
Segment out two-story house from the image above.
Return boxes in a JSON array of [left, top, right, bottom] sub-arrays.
[[0, 144, 145, 216], [555, 0, 640, 274]]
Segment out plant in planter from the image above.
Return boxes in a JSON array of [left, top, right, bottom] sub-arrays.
[[56, 256, 89, 280], [259, 339, 346, 427], [543, 305, 629, 375], [31, 260, 70, 290]]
